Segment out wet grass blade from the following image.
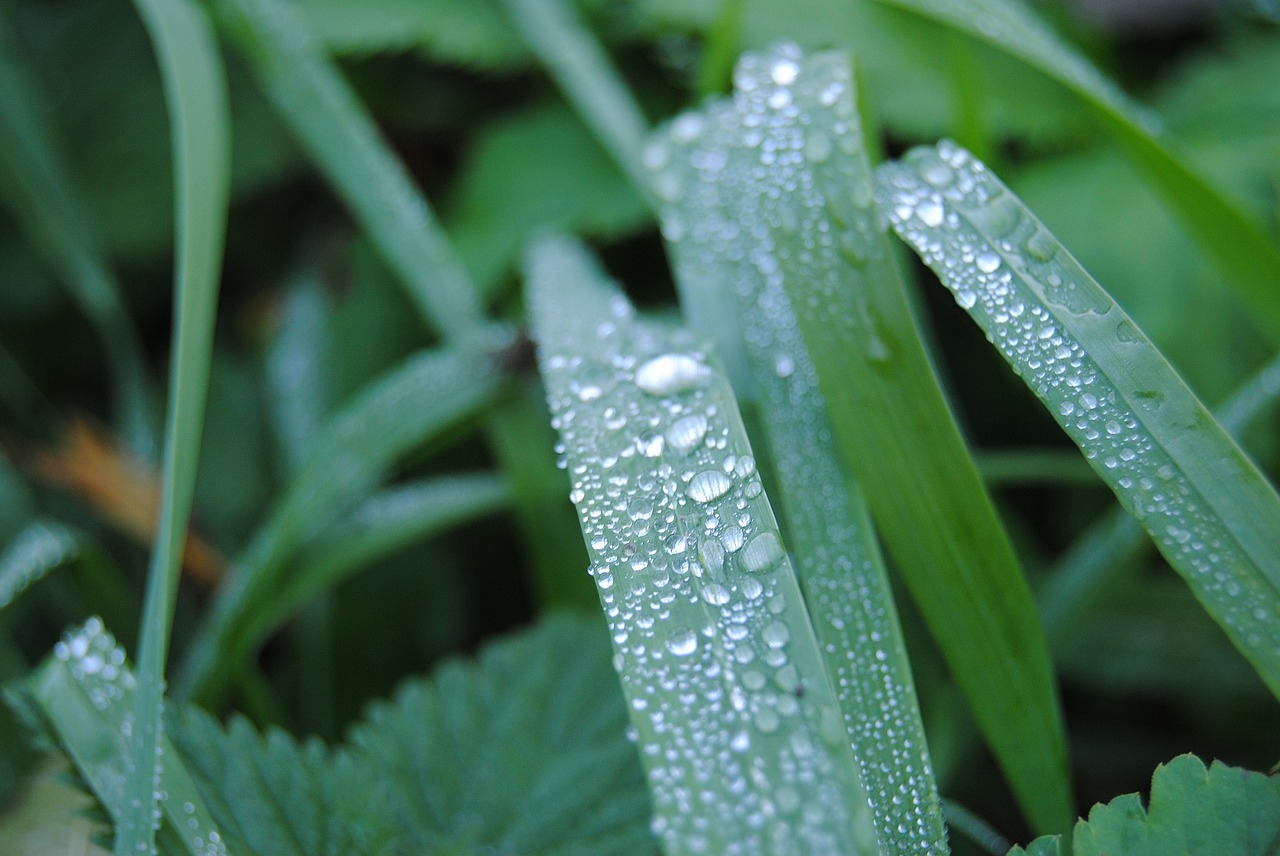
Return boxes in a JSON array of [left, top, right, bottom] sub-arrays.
[[15, 620, 230, 856], [119, 0, 230, 850], [1040, 350, 1280, 648], [647, 47, 948, 854], [0, 522, 79, 612], [0, 27, 155, 452], [877, 140, 1280, 700], [175, 343, 508, 705], [527, 233, 879, 855], [872, 0, 1280, 344], [212, 0, 484, 341]]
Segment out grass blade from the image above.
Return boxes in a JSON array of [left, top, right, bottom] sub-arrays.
[[871, 0, 1280, 344], [1040, 350, 1280, 648], [528, 233, 879, 855], [0, 522, 79, 612], [877, 140, 1280, 699], [498, 0, 653, 204], [175, 342, 509, 705], [0, 26, 155, 452], [119, 0, 230, 850], [232, 473, 511, 668], [648, 46, 948, 854], [15, 620, 230, 855], [212, 0, 484, 341], [653, 44, 1071, 835]]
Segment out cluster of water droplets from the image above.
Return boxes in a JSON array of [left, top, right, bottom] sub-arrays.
[[51, 619, 228, 856], [876, 140, 1280, 658], [0, 522, 77, 610], [645, 44, 948, 855], [530, 236, 874, 855]]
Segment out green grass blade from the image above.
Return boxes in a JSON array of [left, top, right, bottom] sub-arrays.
[[655, 45, 1072, 835], [648, 46, 947, 855], [232, 473, 511, 665], [1040, 350, 1280, 648], [0, 26, 155, 452], [17, 620, 231, 856], [175, 342, 509, 705], [0, 522, 79, 612], [119, 0, 230, 850], [877, 140, 1280, 699], [498, 0, 653, 204], [213, 0, 484, 340], [527, 233, 879, 855], [871, 0, 1280, 344]]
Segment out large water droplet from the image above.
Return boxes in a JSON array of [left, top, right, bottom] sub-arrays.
[[635, 353, 710, 395], [688, 470, 732, 503]]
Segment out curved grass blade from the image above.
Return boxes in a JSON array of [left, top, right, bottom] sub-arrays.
[[647, 46, 948, 854], [1040, 350, 1280, 648], [119, 0, 230, 850], [0, 522, 79, 612], [228, 474, 511, 673], [876, 140, 1280, 700], [498, 0, 653, 205], [175, 342, 508, 705], [871, 0, 1280, 344], [16, 619, 230, 855], [528, 233, 879, 855], [212, 0, 484, 341], [0, 27, 155, 453]]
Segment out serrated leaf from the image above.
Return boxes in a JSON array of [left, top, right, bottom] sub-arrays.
[[446, 104, 649, 294], [347, 613, 655, 855], [647, 45, 949, 854], [876, 140, 1280, 700], [1010, 755, 1280, 856], [14, 619, 232, 856], [172, 710, 398, 856], [528, 233, 879, 855]]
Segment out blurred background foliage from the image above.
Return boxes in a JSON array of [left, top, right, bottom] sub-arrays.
[[0, 0, 1277, 850]]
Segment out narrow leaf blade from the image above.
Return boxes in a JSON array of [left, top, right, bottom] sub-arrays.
[[648, 45, 948, 854], [528, 233, 878, 855], [876, 140, 1280, 699], [872, 0, 1280, 344]]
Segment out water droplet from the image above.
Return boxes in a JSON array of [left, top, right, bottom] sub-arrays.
[[740, 531, 784, 573], [688, 470, 732, 503], [762, 621, 790, 648], [635, 353, 710, 395], [667, 414, 710, 455], [975, 251, 1001, 274], [667, 626, 698, 656]]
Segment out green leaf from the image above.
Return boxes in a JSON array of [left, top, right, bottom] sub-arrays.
[[0, 21, 155, 453], [528, 233, 879, 854], [171, 709, 398, 856], [236, 473, 512, 653], [648, 46, 948, 854], [870, 0, 1280, 345], [175, 342, 509, 705], [214, 0, 485, 341], [876, 140, 1280, 700], [119, 0, 231, 848], [13, 619, 232, 856], [0, 522, 79, 613], [170, 614, 656, 854], [1010, 755, 1280, 856], [498, 0, 653, 202], [293, 0, 613, 69], [445, 104, 649, 294]]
